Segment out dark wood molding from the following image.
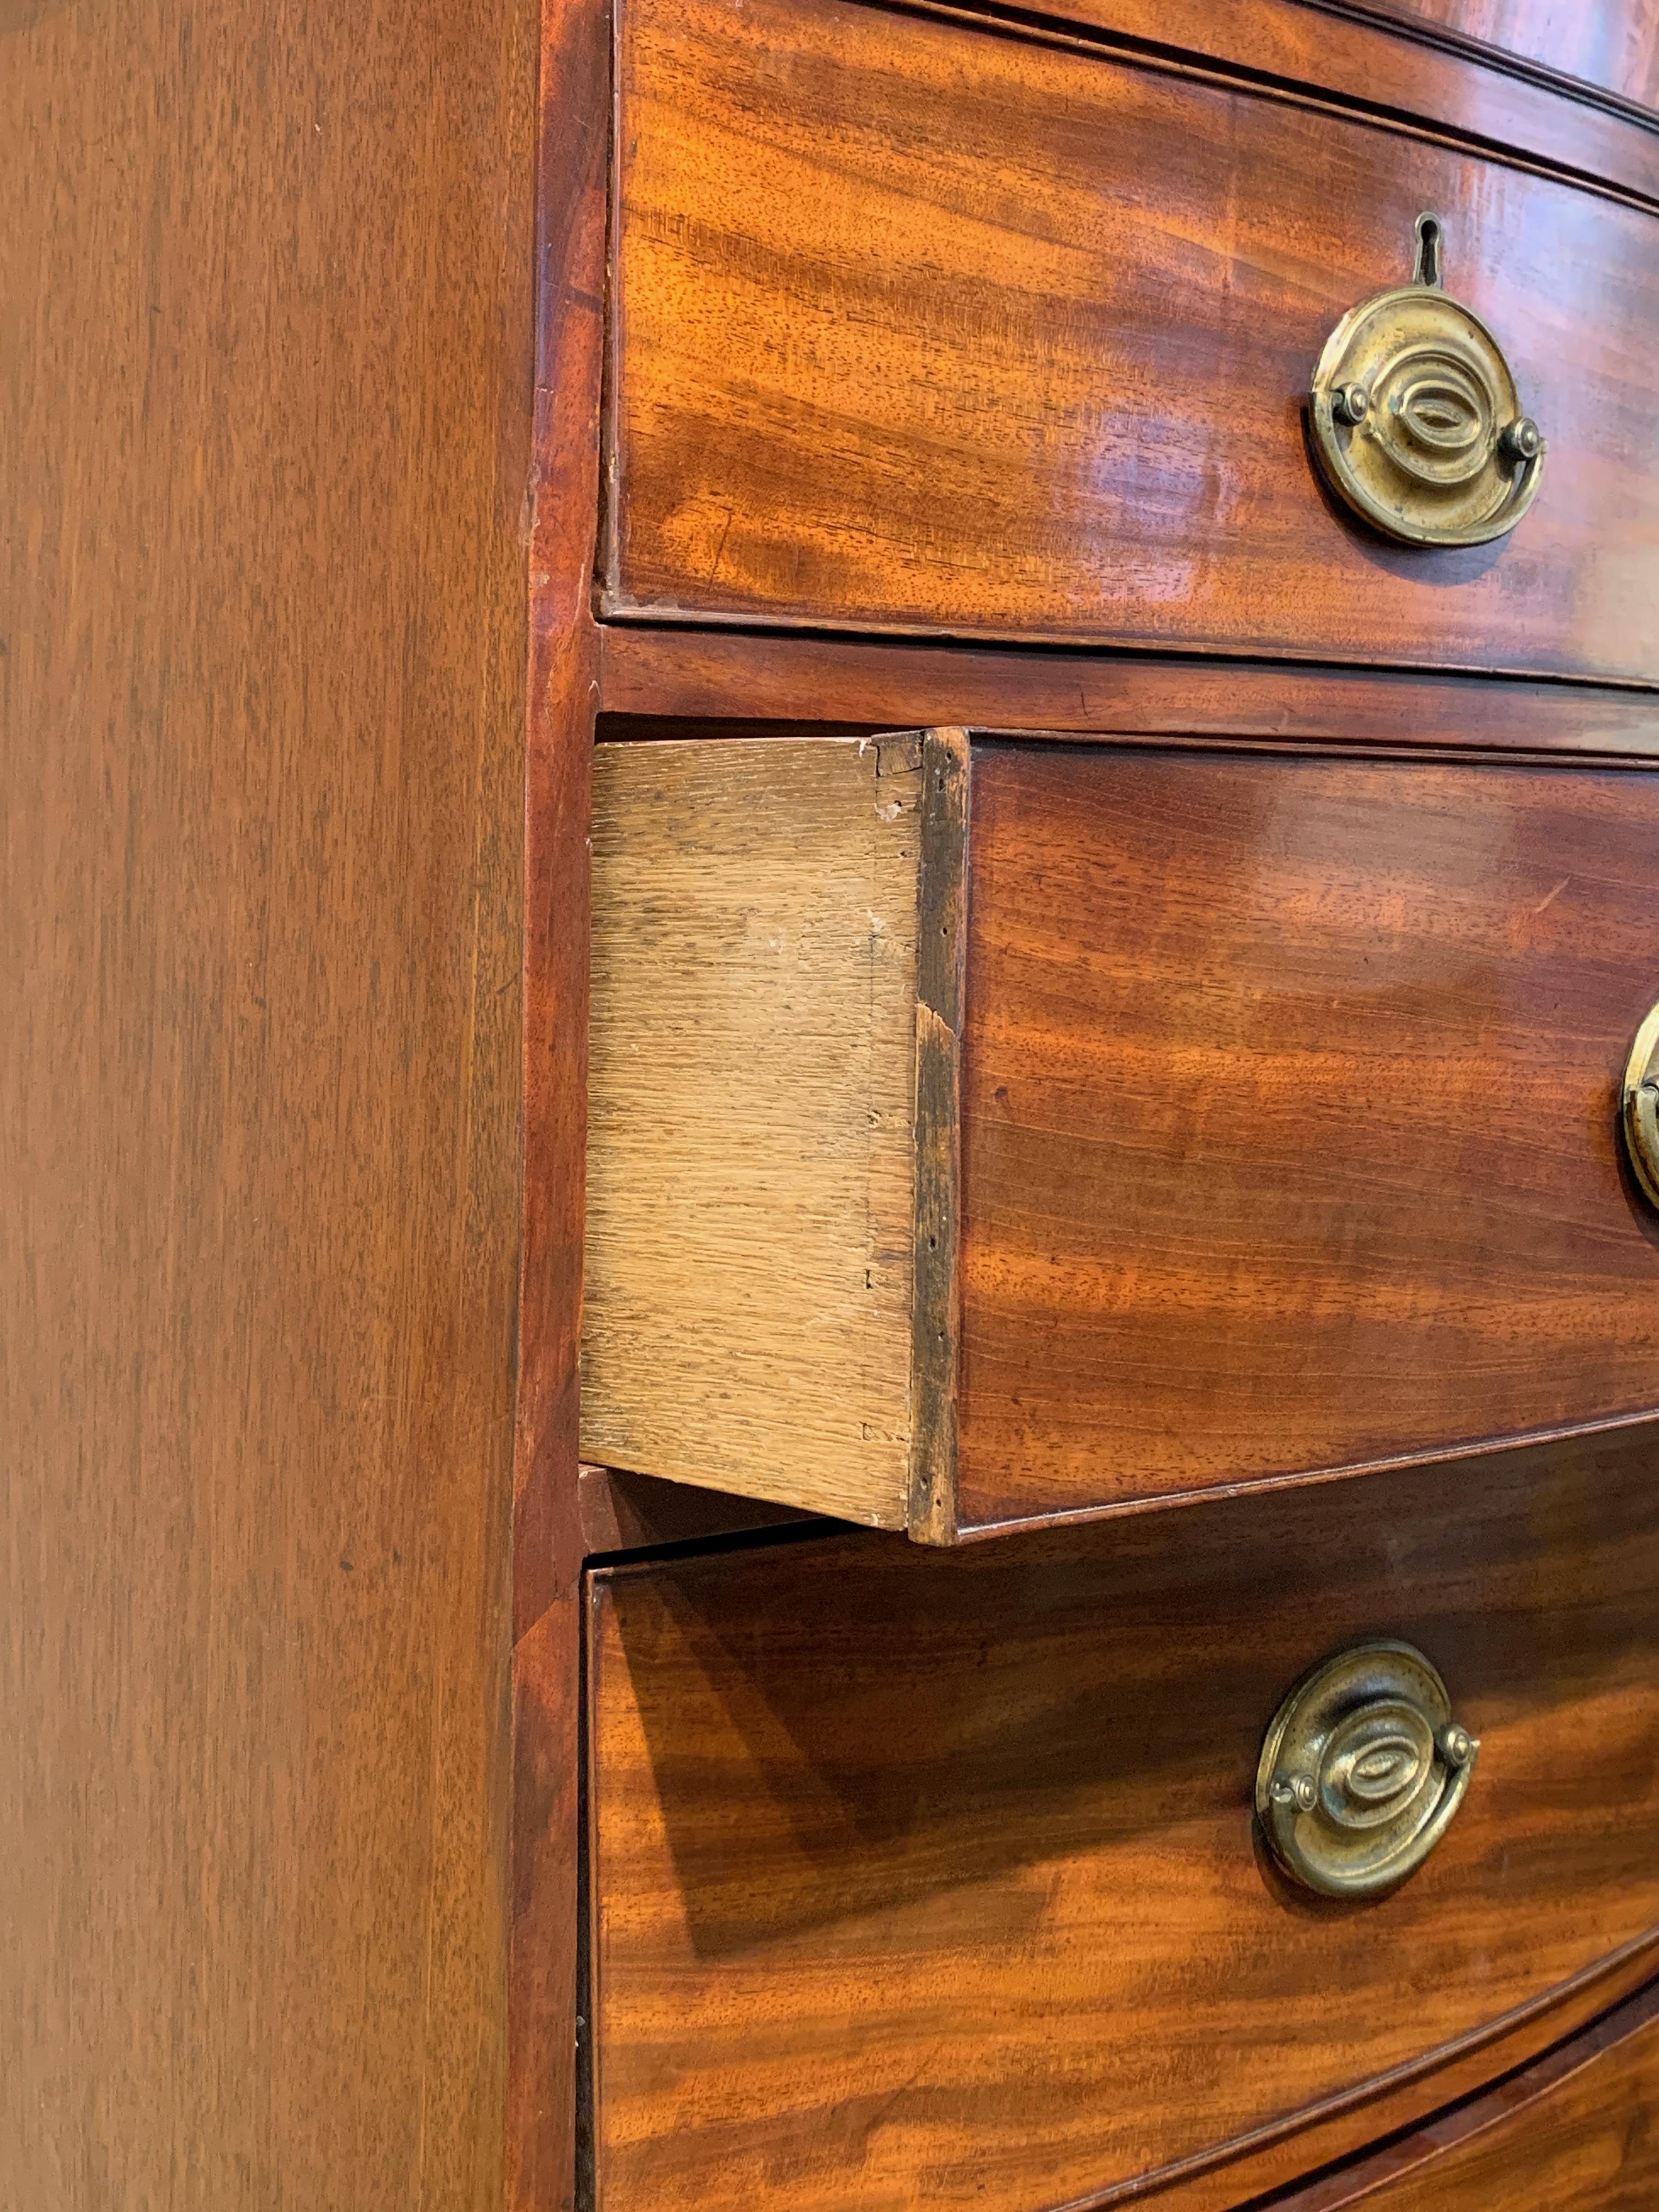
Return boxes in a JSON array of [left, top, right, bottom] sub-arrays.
[[598, 625, 1659, 758], [507, 0, 609, 2199], [907, 730, 971, 1545]]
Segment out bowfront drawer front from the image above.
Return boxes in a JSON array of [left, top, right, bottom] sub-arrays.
[[1270, 1982, 1659, 2210], [1359, 0, 1659, 112], [582, 733, 1659, 1539], [607, 0, 1659, 679], [585, 1432, 1659, 2212]]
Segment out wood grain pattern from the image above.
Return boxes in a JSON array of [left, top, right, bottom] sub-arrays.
[[919, 0, 1659, 205], [586, 1427, 1659, 2212], [960, 742, 1659, 1531], [1268, 1979, 1659, 2207], [582, 737, 925, 1524], [597, 627, 1659, 757], [610, 0, 1659, 680], [909, 729, 971, 1543], [509, 0, 611, 2196], [0, 0, 536, 2202], [1348, 0, 1659, 110], [583, 734, 1659, 1537]]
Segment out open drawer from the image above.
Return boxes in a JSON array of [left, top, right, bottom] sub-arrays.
[[581, 732, 1659, 1538]]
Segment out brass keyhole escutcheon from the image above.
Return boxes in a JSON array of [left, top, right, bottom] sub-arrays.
[[1623, 1003, 1659, 1208], [1256, 1640, 1479, 1899], [1310, 213, 1544, 548]]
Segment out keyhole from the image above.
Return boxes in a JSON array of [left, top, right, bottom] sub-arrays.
[[1414, 212, 1444, 290]]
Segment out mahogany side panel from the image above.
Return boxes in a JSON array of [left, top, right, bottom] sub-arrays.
[[610, 0, 1659, 681], [0, 0, 537, 2203], [586, 1428, 1659, 2212], [1344, 0, 1659, 110], [596, 628, 1659, 757], [509, 0, 611, 2199], [1267, 1978, 1659, 2208], [958, 743, 1659, 1531]]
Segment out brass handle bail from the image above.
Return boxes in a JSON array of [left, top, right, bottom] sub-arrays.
[[1256, 1640, 1479, 1899], [1310, 213, 1544, 547], [1622, 1004, 1659, 1207]]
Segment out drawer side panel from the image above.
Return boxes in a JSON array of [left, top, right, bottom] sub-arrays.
[[582, 735, 923, 1525]]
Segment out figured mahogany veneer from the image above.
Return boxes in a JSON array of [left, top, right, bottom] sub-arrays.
[[608, 0, 1659, 681], [907, 2, 1659, 206], [1267, 1979, 1659, 2208], [585, 1427, 1659, 2212], [955, 737, 1659, 1534], [1347, 0, 1659, 111], [582, 731, 1659, 1539]]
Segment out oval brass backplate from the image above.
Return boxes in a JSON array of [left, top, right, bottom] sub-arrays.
[[1623, 1003, 1659, 1208], [1256, 1639, 1478, 1899], [1310, 214, 1543, 548]]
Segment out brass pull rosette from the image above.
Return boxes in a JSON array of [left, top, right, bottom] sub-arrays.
[[1310, 214, 1544, 548], [1256, 1640, 1478, 1899], [1623, 1003, 1659, 1207]]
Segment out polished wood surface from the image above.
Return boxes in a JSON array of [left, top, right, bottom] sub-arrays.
[[13, 0, 1658, 2191], [598, 628, 1659, 757], [1, 0, 537, 2200], [510, 0, 610, 2196], [1269, 1979, 1659, 2208], [961, 741, 1659, 1531], [913, 0, 1659, 204], [610, 0, 1659, 679], [586, 1428, 1659, 2212], [1353, 0, 1659, 110]]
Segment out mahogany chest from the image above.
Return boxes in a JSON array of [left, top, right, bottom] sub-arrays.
[[577, 0, 1659, 2201], [9, 0, 1659, 2207]]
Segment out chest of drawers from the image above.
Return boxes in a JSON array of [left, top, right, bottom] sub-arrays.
[[11, 0, 1659, 2205], [566, 0, 1659, 2200]]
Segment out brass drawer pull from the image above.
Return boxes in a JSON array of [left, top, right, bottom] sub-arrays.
[[1310, 214, 1544, 548], [1256, 1640, 1478, 1899], [1624, 1005, 1659, 1207]]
